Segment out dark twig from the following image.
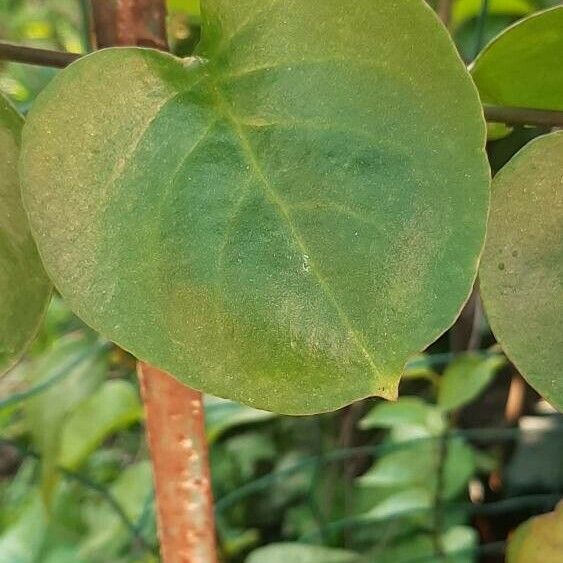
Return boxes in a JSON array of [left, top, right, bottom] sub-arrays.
[[0, 42, 80, 68], [1, 42, 563, 129], [483, 105, 563, 128]]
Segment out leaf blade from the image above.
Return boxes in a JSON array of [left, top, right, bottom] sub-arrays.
[[0, 94, 51, 375], [21, 0, 489, 414], [480, 131, 563, 410]]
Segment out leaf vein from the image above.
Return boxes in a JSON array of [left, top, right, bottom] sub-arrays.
[[208, 78, 384, 380]]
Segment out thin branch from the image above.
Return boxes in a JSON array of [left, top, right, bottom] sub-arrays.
[[0, 42, 80, 68], [1, 41, 563, 129], [483, 105, 563, 128]]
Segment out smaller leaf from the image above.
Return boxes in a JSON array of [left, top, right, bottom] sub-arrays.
[[359, 438, 475, 500], [0, 94, 51, 376], [442, 525, 478, 563], [363, 488, 432, 521], [438, 353, 505, 411], [471, 6, 563, 139], [0, 492, 47, 563], [479, 131, 563, 410], [59, 380, 143, 469], [359, 397, 445, 437], [24, 336, 107, 502], [402, 354, 439, 384], [246, 543, 360, 563], [507, 502, 563, 563], [205, 396, 277, 445], [79, 461, 153, 559]]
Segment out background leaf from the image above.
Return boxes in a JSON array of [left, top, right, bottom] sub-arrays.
[[246, 543, 361, 563], [205, 396, 277, 445], [360, 397, 445, 439], [479, 131, 563, 410], [438, 353, 505, 411], [471, 7, 563, 115], [0, 493, 47, 563], [59, 380, 143, 469], [24, 335, 107, 501], [0, 93, 51, 375], [506, 501, 563, 563]]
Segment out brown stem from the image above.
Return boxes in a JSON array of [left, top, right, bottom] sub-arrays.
[[89, 2, 218, 561], [91, 0, 167, 49], [138, 364, 217, 563]]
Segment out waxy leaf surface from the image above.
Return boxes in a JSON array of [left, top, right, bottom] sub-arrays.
[[0, 94, 50, 375], [472, 6, 563, 111], [21, 0, 489, 414], [480, 132, 563, 411]]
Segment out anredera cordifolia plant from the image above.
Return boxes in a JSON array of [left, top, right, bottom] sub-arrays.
[[1, 1, 561, 415], [19, 0, 491, 415], [0, 96, 51, 374]]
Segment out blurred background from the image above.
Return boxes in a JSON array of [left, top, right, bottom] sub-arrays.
[[0, 1, 561, 562]]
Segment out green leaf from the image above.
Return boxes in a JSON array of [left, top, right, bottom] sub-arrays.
[[246, 543, 360, 563], [441, 525, 478, 563], [168, 0, 200, 16], [471, 6, 563, 139], [79, 461, 153, 560], [21, 0, 489, 414], [479, 132, 563, 410], [363, 487, 432, 521], [59, 380, 143, 469], [359, 438, 475, 499], [471, 7, 563, 111], [367, 534, 434, 563], [0, 493, 47, 563], [507, 501, 563, 563], [205, 396, 276, 444], [0, 93, 51, 376], [438, 353, 505, 411], [359, 397, 445, 438], [24, 335, 107, 501], [452, 0, 534, 29]]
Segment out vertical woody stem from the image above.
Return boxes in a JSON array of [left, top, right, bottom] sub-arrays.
[[90, 2, 218, 561], [138, 364, 217, 563]]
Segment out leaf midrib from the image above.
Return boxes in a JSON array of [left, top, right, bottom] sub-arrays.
[[206, 74, 384, 382]]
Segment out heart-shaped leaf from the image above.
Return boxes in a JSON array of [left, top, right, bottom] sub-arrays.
[[0, 94, 51, 375], [480, 131, 563, 411], [21, 0, 489, 414]]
